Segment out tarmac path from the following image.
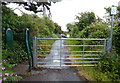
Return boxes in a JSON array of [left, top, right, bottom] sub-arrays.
[[19, 39, 87, 81], [40, 39, 68, 69]]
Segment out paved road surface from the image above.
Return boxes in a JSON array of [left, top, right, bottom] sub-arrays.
[[41, 39, 69, 69], [20, 39, 87, 81], [21, 68, 83, 81]]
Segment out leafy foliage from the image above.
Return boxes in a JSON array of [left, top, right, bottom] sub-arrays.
[[18, 14, 62, 38], [2, 2, 51, 14], [75, 12, 96, 31], [67, 12, 98, 38], [98, 51, 120, 81], [2, 5, 62, 62], [2, 6, 21, 42], [112, 6, 120, 55], [67, 9, 120, 81], [2, 42, 27, 64], [2, 5, 63, 81], [113, 26, 120, 55], [105, 5, 120, 54], [66, 23, 78, 38], [1, 59, 22, 82], [79, 22, 110, 38], [96, 5, 120, 81], [2, 6, 28, 64], [54, 23, 63, 35]]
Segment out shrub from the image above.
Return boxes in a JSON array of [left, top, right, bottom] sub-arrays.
[[79, 22, 110, 38], [98, 51, 120, 81], [1, 59, 22, 82], [113, 26, 120, 55], [2, 42, 27, 64]]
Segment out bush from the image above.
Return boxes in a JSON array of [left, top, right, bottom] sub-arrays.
[[1, 59, 22, 82], [2, 42, 27, 64], [76, 12, 96, 31], [72, 22, 110, 51], [79, 22, 110, 38], [98, 51, 120, 81], [113, 26, 120, 55]]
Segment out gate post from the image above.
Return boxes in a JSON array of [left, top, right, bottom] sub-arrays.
[[5, 28, 13, 51], [33, 36, 37, 68], [25, 28, 32, 71]]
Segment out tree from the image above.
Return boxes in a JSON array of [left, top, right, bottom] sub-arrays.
[[75, 12, 96, 31], [2, 1, 57, 16], [66, 23, 78, 38], [2, 6, 21, 42], [79, 22, 109, 38], [18, 14, 55, 37], [67, 12, 98, 38], [54, 23, 63, 35]]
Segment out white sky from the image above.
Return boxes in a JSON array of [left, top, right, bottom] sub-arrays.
[[50, 0, 120, 31], [7, 0, 120, 31]]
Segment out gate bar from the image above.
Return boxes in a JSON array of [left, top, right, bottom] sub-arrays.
[[37, 58, 100, 60], [37, 54, 99, 57], [37, 38, 106, 40], [37, 65, 98, 67]]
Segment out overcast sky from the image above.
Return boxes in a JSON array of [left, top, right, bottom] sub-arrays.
[[50, 0, 120, 31], [7, 0, 120, 31]]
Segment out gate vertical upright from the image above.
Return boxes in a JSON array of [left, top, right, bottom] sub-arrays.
[[33, 36, 37, 68], [33, 37, 107, 68]]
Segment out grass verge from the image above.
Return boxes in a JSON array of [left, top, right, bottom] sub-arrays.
[[75, 66, 111, 81]]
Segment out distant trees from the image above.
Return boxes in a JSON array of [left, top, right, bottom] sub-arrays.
[[76, 12, 96, 31], [66, 23, 78, 38], [79, 22, 109, 38], [67, 11, 109, 38], [54, 23, 64, 35]]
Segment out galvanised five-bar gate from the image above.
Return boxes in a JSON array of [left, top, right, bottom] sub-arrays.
[[33, 37, 107, 68]]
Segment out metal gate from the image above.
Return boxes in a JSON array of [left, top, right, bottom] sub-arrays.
[[33, 37, 107, 68]]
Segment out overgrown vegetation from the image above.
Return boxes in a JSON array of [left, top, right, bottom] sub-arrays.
[[98, 51, 120, 81], [67, 6, 120, 81], [2, 5, 63, 82], [113, 26, 120, 55], [1, 2, 120, 82]]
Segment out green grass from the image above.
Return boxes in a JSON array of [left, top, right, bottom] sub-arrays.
[[76, 66, 111, 81], [66, 40, 120, 81], [66, 40, 101, 65]]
